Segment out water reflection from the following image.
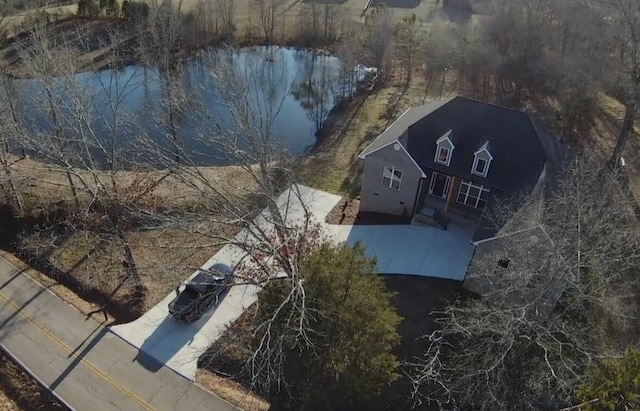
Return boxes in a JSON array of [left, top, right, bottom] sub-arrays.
[[5, 47, 361, 167]]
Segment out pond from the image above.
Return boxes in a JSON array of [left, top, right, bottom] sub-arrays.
[[6, 47, 365, 166]]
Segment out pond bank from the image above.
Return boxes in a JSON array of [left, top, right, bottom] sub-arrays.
[[6, 46, 364, 165], [0, 14, 344, 80]]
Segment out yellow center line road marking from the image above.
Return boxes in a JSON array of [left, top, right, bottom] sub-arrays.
[[0, 291, 156, 411]]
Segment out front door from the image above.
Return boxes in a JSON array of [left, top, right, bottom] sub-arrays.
[[429, 172, 451, 199]]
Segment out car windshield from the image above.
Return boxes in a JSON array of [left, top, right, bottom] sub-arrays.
[[182, 285, 202, 298]]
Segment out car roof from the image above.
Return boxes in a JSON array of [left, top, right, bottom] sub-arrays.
[[187, 263, 233, 292], [208, 263, 233, 278]]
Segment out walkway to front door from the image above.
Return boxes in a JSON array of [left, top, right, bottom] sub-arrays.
[[429, 172, 451, 199]]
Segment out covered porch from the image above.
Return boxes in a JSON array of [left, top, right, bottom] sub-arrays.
[[412, 171, 485, 231]]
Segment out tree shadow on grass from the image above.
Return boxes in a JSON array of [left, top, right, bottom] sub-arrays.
[[314, 91, 372, 153], [12, 249, 144, 324]]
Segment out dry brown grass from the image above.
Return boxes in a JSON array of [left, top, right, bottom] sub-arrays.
[[302, 72, 444, 196], [41, 224, 235, 312], [10, 156, 256, 208], [5, 159, 255, 320], [592, 94, 640, 210], [0, 389, 19, 411], [196, 369, 270, 411], [0, 350, 67, 411]]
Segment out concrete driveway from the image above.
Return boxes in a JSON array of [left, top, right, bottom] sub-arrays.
[[110, 186, 342, 380], [112, 186, 474, 379], [111, 242, 261, 380], [327, 223, 474, 280]]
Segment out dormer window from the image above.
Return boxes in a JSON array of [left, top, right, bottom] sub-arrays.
[[472, 142, 493, 178], [473, 158, 488, 175], [435, 130, 454, 166]]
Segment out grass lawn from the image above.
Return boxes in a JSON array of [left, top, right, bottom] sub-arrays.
[[302, 73, 446, 196], [2, 4, 77, 35]]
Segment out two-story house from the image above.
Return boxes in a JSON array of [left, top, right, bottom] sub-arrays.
[[358, 96, 567, 241]]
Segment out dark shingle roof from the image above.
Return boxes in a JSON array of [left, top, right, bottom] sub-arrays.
[[358, 97, 455, 158], [404, 96, 553, 193]]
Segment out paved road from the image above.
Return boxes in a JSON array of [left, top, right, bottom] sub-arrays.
[[0, 257, 238, 411]]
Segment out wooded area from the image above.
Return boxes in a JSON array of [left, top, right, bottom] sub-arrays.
[[0, 0, 639, 410]]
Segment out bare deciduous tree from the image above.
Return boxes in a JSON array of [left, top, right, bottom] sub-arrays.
[[214, 0, 235, 37], [140, 0, 189, 164], [253, 0, 286, 43], [589, 0, 640, 166], [0, 84, 23, 213], [19, 25, 85, 209], [397, 13, 423, 83], [408, 155, 640, 410], [422, 20, 457, 96], [359, 4, 395, 83], [297, 2, 341, 45], [483, 0, 555, 105], [140, 47, 341, 394]]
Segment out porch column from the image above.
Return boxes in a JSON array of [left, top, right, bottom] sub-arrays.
[[412, 178, 426, 217], [444, 176, 457, 213]]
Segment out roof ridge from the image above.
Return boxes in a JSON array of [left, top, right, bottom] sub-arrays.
[[358, 96, 457, 158], [454, 95, 533, 118]]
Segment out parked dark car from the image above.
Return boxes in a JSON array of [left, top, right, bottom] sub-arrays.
[[168, 263, 233, 323]]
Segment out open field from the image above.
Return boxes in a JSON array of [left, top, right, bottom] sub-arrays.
[[2, 4, 77, 36], [0, 0, 444, 77]]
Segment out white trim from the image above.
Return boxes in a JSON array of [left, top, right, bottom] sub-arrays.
[[359, 138, 401, 160], [436, 129, 454, 145], [435, 146, 452, 166], [471, 143, 493, 177], [457, 179, 490, 209], [474, 143, 494, 159], [434, 130, 454, 166], [428, 172, 451, 199], [382, 166, 402, 190], [471, 156, 489, 177], [398, 143, 427, 177], [358, 107, 412, 159]]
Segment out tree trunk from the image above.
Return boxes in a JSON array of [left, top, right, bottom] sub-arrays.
[[610, 100, 637, 168], [45, 87, 81, 209], [1, 158, 23, 214], [561, 24, 568, 58]]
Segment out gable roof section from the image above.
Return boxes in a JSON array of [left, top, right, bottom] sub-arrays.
[[436, 129, 454, 147], [406, 96, 549, 192], [358, 97, 455, 159], [474, 141, 493, 159]]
